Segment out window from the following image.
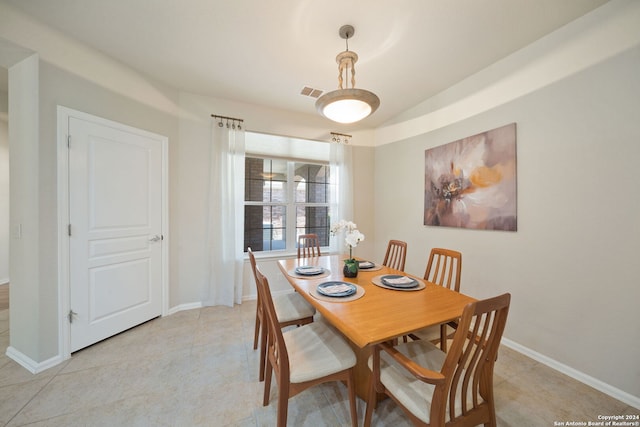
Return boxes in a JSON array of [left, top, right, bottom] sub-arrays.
[[244, 157, 331, 252]]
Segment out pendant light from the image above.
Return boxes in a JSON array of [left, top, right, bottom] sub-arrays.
[[315, 25, 380, 124]]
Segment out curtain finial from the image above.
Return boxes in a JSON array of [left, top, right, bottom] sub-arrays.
[[330, 132, 352, 144]]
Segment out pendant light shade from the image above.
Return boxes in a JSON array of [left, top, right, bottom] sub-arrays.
[[316, 88, 380, 124], [315, 25, 380, 124]]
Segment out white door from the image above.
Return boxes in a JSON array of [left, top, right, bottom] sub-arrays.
[[68, 116, 163, 352]]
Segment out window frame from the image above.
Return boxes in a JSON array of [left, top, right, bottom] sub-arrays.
[[244, 155, 332, 255]]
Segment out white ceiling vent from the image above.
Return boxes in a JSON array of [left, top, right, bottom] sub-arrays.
[[300, 86, 324, 98]]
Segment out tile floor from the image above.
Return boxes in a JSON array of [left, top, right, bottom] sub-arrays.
[[0, 302, 637, 426]]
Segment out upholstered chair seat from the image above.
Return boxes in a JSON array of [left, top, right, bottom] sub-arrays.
[[284, 321, 356, 383], [273, 292, 316, 324]]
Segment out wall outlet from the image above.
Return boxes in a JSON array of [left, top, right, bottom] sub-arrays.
[[11, 224, 22, 239]]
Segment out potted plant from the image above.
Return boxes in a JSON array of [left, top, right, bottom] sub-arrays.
[[330, 220, 365, 278]]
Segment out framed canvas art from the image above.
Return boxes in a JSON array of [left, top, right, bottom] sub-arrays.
[[424, 123, 517, 231]]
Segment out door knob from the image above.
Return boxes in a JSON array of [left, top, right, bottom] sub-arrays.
[[149, 235, 162, 242]]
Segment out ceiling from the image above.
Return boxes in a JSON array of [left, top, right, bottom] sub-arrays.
[[2, 0, 609, 128]]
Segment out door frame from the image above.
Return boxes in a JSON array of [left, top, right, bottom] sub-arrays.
[[57, 106, 169, 360]]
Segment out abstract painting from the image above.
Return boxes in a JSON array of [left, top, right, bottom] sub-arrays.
[[424, 123, 517, 231]]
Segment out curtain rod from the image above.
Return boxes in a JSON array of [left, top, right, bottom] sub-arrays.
[[330, 132, 352, 144], [211, 114, 244, 123], [330, 132, 352, 138]]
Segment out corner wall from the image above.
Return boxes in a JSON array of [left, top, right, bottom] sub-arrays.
[[1, 4, 181, 366], [8, 54, 40, 363], [372, 0, 640, 404], [0, 89, 8, 285]]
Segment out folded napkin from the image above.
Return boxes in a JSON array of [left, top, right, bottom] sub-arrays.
[[297, 266, 323, 274], [359, 261, 375, 268], [321, 284, 354, 295], [383, 276, 415, 285]]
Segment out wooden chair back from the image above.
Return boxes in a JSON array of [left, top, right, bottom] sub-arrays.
[[248, 247, 262, 327], [424, 248, 462, 292], [249, 247, 314, 382], [366, 293, 511, 427], [297, 233, 322, 258], [248, 248, 266, 375], [382, 240, 407, 271], [256, 265, 357, 426], [435, 293, 510, 425], [253, 267, 290, 403], [248, 247, 259, 289]]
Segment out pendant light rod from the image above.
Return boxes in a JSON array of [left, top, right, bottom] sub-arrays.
[[315, 25, 380, 124]]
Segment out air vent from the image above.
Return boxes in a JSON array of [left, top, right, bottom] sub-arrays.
[[300, 86, 324, 98]]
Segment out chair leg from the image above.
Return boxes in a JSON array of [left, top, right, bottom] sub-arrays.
[[364, 373, 377, 427], [259, 323, 267, 382], [263, 358, 273, 406], [484, 383, 497, 427], [253, 308, 260, 350], [440, 323, 447, 352], [347, 369, 358, 427], [276, 381, 289, 427]]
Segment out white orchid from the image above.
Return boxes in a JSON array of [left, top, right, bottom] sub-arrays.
[[331, 219, 365, 262], [330, 219, 358, 235], [345, 230, 365, 248]]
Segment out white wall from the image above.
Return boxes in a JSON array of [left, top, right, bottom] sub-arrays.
[[7, 54, 41, 362], [372, 0, 640, 405], [0, 89, 8, 285], [0, 3, 181, 365]]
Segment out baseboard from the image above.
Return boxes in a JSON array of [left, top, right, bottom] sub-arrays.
[[5, 346, 65, 374], [242, 294, 257, 302], [502, 338, 640, 410], [167, 293, 271, 309], [166, 301, 203, 316]]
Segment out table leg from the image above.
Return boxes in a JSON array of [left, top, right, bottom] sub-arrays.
[[349, 342, 373, 400], [346, 340, 385, 403]]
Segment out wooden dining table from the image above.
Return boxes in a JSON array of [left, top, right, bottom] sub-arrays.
[[277, 254, 477, 399]]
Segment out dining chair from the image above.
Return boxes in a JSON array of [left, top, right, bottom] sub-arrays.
[[255, 265, 358, 427], [382, 239, 407, 271], [297, 233, 322, 258], [248, 248, 315, 382], [407, 248, 462, 350], [424, 247, 462, 292], [364, 293, 511, 427]]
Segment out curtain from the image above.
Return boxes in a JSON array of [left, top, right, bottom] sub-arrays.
[[329, 141, 354, 254], [205, 118, 245, 307]]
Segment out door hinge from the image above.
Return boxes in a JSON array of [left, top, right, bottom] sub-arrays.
[[68, 309, 77, 323], [68, 224, 72, 236], [67, 135, 71, 148]]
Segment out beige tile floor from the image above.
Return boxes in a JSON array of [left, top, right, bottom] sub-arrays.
[[0, 302, 637, 426]]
